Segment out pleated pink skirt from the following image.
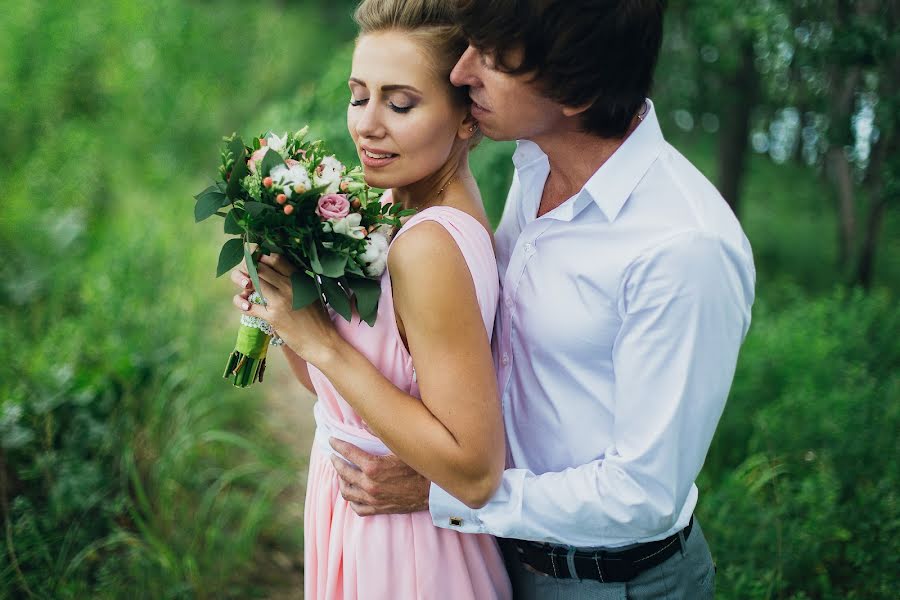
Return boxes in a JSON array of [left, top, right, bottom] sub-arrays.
[[303, 443, 512, 599]]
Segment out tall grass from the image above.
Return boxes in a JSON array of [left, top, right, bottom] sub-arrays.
[[1, 1, 348, 596]]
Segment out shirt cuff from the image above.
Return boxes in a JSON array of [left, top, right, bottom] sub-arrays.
[[428, 483, 484, 534]]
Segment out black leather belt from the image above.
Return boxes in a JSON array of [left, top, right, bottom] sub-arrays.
[[510, 517, 693, 583]]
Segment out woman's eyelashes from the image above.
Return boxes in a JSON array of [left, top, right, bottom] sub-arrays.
[[349, 96, 414, 114]]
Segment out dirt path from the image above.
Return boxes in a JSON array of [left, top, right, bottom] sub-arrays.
[[258, 351, 318, 599]]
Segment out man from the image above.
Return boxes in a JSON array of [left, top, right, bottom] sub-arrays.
[[328, 0, 755, 596]]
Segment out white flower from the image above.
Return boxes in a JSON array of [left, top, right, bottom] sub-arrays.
[[314, 155, 345, 194], [270, 163, 312, 198], [264, 132, 287, 153], [360, 231, 389, 277], [330, 213, 366, 239]]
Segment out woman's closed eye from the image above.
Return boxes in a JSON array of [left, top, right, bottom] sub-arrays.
[[349, 96, 414, 114]]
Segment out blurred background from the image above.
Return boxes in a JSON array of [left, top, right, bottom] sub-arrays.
[[1, 0, 896, 598]]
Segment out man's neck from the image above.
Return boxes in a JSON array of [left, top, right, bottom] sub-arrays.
[[532, 117, 641, 217]]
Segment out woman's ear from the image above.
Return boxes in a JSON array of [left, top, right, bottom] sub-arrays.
[[457, 111, 479, 140]]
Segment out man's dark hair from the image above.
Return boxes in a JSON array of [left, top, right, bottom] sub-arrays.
[[456, 0, 665, 138]]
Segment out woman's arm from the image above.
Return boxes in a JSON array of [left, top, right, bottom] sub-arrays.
[[238, 225, 505, 508], [319, 223, 505, 508], [282, 345, 315, 394]]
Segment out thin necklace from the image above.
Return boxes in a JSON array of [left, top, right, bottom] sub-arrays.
[[435, 172, 457, 197]]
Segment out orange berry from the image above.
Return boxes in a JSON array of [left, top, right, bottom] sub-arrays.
[[340, 180, 350, 192], [283, 204, 294, 215], [259, 138, 268, 147], [276, 193, 287, 205], [294, 184, 307, 194], [350, 198, 361, 210], [263, 177, 273, 188]]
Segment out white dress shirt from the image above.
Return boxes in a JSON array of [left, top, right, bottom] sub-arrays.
[[429, 100, 756, 548]]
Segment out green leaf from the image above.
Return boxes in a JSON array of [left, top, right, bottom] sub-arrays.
[[216, 238, 244, 277], [194, 184, 219, 198], [321, 277, 351, 322], [244, 243, 264, 305], [243, 201, 273, 217], [225, 137, 249, 199], [259, 148, 285, 178], [223, 209, 243, 234], [350, 276, 380, 326], [290, 272, 320, 310], [310, 248, 348, 278], [194, 187, 227, 222]]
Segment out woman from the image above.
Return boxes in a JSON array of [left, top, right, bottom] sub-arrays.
[[230, 1, 511, 598]]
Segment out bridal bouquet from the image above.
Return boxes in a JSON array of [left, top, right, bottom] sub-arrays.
[[194, 127, 412, 387]]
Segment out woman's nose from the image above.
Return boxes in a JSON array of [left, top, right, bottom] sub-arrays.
[[354, 101, 385, 140]]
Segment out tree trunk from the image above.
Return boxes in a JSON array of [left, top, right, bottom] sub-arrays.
[[827, 147, 857, 269], [716, 39, 757, 218], [853, 29, 900, 289]]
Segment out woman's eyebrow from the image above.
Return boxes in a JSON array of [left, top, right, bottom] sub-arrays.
[[349, 78, 421, 94]]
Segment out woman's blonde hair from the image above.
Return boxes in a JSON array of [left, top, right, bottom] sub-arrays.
[[353, 0, 470, 108]]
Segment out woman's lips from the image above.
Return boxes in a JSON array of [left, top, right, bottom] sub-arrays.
[[360, 147, 399, 168]]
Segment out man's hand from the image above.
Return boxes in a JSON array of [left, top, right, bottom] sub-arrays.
[[329, 438, 431, 516]]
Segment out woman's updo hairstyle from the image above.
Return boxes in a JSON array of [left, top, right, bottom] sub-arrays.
[[353, 0, 482, 145]]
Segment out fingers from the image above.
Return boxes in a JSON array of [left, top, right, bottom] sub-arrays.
[[230, 268, 252, 290], [256, 262, 289, 292], [259, 253, 296, 277], [350, 502, 376, 516], [329, 454, 365, 486], [329, 438, 378, 474], [233, 293, 259, 315]]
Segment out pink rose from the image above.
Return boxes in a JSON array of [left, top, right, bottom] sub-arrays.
[[316, 193, 351, 220], [247, 147, 269, 174]]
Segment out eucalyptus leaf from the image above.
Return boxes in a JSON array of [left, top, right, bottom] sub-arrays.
[[244, 244, 264, 305], [216, 238, 244, 277], [260, 148, 285, 178], [290, 272, 320, 310], [321, 277, 352, 322], [311, 248, 348, 278], [194, 184, 219, 199], [225, 137, 249, 199], [350, 277, 380, 326], [224, 210, 243, 234], [243, 201, 272, 217], [194, 187, 227, 222], [306, 238, 321, 272]]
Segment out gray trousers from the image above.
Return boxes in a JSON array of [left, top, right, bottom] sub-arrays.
[[500, 520, 716, 599]]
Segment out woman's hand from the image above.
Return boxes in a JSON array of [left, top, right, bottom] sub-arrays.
[[231, 254, 340, 365]]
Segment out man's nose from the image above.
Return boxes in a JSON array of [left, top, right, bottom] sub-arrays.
[[450, 45, 479, 88]]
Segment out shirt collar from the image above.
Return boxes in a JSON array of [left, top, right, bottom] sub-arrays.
[[511, 99, 665, 223]]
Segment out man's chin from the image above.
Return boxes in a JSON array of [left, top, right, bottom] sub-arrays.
[[477, 124, 515, 142]]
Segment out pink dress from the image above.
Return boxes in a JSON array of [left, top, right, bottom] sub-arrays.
[[303, 204, 512, 600]]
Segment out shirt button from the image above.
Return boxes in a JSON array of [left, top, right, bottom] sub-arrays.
[[505, 296, 513, 308], [501, 353, 510, 365], [524, 242, 535, 254]]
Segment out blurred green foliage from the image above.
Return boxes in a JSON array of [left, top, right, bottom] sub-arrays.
[[1, 1, 897, 599]]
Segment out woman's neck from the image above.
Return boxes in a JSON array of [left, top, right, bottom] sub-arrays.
[[391, 153, 469, 212]]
